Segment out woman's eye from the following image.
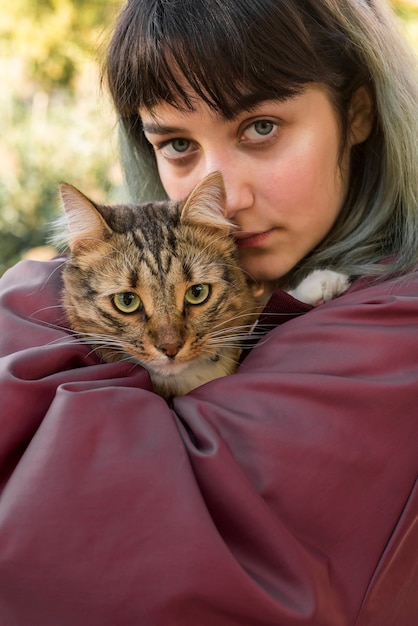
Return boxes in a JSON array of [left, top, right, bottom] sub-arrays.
[[112, 292, 142, 314], [255, 120, 275, 135], [184, 284, 211, 305], [173, 138, 190, 152], [160, 138, 192, 157], [243, 120, 276, 141]]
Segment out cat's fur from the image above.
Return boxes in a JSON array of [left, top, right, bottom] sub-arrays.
[[58, 173, 265, 398], [288, 269, 350, 305], [58, 172, 349, 399]]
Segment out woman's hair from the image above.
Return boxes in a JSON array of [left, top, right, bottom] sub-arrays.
[[105, 0, 418, 285]]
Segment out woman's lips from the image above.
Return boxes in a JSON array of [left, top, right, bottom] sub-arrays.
[[234, 229, 274, 248]]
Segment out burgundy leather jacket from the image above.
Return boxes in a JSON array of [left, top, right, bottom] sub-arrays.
[[0, 259, 417, 625]]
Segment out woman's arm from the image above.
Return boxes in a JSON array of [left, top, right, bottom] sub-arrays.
[[175, 274, 418, 625], [0, 260, 416, 625]]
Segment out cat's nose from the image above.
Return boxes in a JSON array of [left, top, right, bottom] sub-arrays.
[[157, 341, 183, 359]]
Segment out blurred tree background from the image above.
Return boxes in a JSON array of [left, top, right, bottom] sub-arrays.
[[0, 0, 124, 274], [0, 0, 417, 275]]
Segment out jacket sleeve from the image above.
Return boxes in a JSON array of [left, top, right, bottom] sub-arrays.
[[0, 259, 416, 626]]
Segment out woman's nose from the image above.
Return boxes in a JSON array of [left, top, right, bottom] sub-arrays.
[[223, 175, 254, 219], [202, 158, 254, 219]]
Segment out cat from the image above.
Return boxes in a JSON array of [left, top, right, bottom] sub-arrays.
[[57, 172, 349, 399], [57, 172, 267, 399]]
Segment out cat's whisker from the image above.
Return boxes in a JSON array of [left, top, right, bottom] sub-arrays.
[[198, 348, 239, 367], [209, 335, 259, 346], [210, 321, 256, 334], [210, 308, 261, 330], [209, 333, 272, 352], [44, 326, 132, 354], [208, 334, 264, 347], [210, 318, 283, 336], [244, 335, 272, 349], [29, 304, 70, 322], [209, 336, 262, 348], [37, 259, 67, 292], [208, 324, 262, 339], [211, 309, 306, 333], [210, 319, 260, 335]]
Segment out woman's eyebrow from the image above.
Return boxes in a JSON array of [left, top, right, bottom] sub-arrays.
[[142, 122, 184, 135]]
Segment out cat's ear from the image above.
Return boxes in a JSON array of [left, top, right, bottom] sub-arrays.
[[58, 183, 113, 253], [180, 172, 235, 232]]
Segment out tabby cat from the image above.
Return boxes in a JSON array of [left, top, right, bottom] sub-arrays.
[[58, 172, 266, 399], [58, 172, 349, 399]]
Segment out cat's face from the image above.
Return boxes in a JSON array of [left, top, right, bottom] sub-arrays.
[[60, 173, 260, 384]]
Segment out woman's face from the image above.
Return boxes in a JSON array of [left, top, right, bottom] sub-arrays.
[[141, 84, 364, 283]]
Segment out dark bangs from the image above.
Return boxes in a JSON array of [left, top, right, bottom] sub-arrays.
[[105, 0, 362, 120], [104, 0, 369, 168]]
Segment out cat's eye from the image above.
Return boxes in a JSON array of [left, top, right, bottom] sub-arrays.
[[112, 292, 142, 314], [184, 284, 211, 305]]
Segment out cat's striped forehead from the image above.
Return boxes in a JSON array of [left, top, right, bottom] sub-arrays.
[[86, 200, 237, 295]]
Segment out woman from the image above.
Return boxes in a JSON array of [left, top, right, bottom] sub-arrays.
[[0, 0, 417, 624]]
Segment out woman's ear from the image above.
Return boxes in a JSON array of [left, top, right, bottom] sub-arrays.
[[348, 86, 374, 146]]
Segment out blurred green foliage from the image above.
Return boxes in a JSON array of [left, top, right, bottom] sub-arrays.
[[393, 0, 418, 46], [0, 0, 417, 275], [0, 0, 124, 274]]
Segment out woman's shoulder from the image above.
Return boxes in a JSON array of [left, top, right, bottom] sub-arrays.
[[0, 258, 69, 354], [344, 269, 418, 298], [289, 269, 418, 328], [238, 270, 418, 378], [0, 257, 65, 310]]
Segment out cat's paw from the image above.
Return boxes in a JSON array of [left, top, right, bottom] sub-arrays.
[[288, 270, 350, 306]]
